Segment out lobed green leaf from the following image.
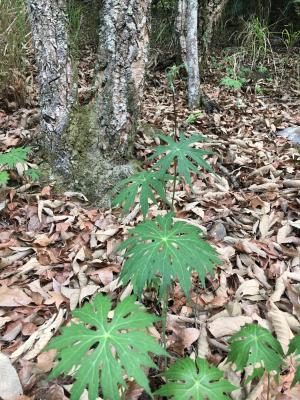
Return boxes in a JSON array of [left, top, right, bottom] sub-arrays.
[[119, 212, 221, 298], [0, 147, 31, 168], [155, 357, 236, 400], [47, 294, 166, 400], [227, 323, 284, 378], [113, 170, 170, 218], [149, 133, 213, 186]]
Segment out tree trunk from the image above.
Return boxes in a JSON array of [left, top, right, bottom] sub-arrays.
[[26, 0, 76, 174], [199, 0, 229, 67], [94, 0, 150, 162], [176, 0, 187, 66], [28, 0, 150, 205], [186, 0, 200, 109], [176, 0, 200, 109]]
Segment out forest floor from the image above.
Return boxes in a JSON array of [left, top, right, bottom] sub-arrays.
[[0, 48, 300, 399]]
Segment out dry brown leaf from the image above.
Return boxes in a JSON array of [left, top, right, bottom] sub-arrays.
[[0, 287, 31, 307], [197, 324, 209, 359], [182, 328, 200, 348], [277, 224, 293, 244], [208, 316, 252, 338], [0, 248, 33, 269], [0, 352, 23, 399], [11, 309, 65, 361], [268, 301, 293, 353], [36, 350, 56, 372], [269, 272, 288, 303], [235, 279, 260, 299]]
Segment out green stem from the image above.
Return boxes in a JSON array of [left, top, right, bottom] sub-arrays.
[[172, 87, 178, 139], [267, 372, 270, 400], [171, 81, 178, 211], [161, 289, 169, 369], [171, 161, 178, 210]]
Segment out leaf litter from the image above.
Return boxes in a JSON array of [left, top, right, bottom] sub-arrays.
[[0, 49, 300, 399]]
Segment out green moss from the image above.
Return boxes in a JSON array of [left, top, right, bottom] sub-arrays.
[[47, 104, 135, 206], [141, 123, 163, 139]]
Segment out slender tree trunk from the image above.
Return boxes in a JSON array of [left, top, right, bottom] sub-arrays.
[[26, 0, 76, 174], [27, 0, 150, 204], [176, 0, 200, 109], [199, 0, 229, 66], [176, 0, 187, 66], [186, 0, 200, 109]]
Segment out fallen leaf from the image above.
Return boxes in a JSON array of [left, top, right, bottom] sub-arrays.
[[0, 352, 23, 399], [0, 287, 31, 307]]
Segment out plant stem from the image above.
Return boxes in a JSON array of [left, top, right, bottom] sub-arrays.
[[172, 87, 178, 139], [267, 372, 270, 400], [161, 289, 169, 369], [171, 74, 178, 211], [171, 161, 178, 210]]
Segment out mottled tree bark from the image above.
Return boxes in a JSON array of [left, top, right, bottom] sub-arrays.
[[199, 0, 229, 66], [73, 0, 151, 203], [94, 0, 150, 159], [176, 0, 200, 109], [26, 0, 76, 174], [176, 0, 187, 66], [27, 0, 150, 204], [186, 0, 200, 109]]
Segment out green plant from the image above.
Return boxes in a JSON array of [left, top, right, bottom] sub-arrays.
[[258, 65, 268, 74], [0, 147, 39, 186], [150, 133, 213, 188], [281, 27, 300, 50], [113, 170, 170, 218], [185, 111, 203, 124], [287, 331, 300, 386], [47, 66, 220, 398], [255, 84, 263, 94], [119, 212, 220, 298], [228, 324, 284, 377], [227, 323, 284, 399], [220, 76, 245, 90], [155, 357, 236, 399], [238, 17, 273, 66], [47, 295, 166, 400]]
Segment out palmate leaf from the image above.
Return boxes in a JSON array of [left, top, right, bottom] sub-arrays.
[[0, 147, 31, 168], [287, 332, 300, 386], [0, 171, 9, 186], [227, 324, 284, 377], [155, 357, 236, 400], [113, 170, 169, 217], [119, 212, 221, 298], [149, 133, 213, 186], [25, 168, 40, 181], [47, 295, 166, 400]]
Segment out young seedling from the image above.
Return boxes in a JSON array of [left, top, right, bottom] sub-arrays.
[[227, 324, 284, 399], [47, 295, 166, 400], [186, 111, 203, 125], [220, 76, 245, 90], [155, 357, 236, 399], [0, 147, 39, 186]]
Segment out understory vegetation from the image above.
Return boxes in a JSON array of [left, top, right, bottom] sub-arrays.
[[0, 0, 299, 399]]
